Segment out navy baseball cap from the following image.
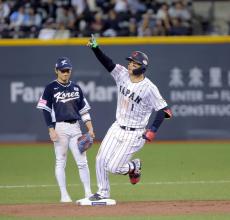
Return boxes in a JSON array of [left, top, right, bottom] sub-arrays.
[[55, 57, 72, 70]]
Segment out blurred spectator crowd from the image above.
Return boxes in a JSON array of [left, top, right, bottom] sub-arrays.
[[0, 0, 207, 39]]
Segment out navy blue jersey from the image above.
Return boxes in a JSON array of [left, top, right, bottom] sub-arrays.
[[37, 80, 90, 122]]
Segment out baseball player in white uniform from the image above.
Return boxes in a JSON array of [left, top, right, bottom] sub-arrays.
[[87, 35, 172, 202], [37, 57, 95, 203]]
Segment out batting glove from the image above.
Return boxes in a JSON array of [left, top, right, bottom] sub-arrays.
[[142, 129, 156, 142], [87, 34, 98, 49]]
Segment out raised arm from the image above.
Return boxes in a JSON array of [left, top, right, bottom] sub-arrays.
[[87, 34, 116, 72]]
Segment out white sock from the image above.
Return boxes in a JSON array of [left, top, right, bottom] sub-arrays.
[[128, 161, 135, 172], [78, 165, 92, 197], [60, 187, 70, 198], [55, 163, 69, 197]]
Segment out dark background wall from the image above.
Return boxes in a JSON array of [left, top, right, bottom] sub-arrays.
[[0, 43, 229, 141]]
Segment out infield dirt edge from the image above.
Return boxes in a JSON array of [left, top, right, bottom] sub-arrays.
[[1, 200, 230, 217]]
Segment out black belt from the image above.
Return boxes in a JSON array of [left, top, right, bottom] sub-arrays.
[[63, 120, 77, 124], [120, 126, 136, 131]]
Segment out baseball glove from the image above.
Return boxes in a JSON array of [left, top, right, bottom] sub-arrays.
[[78, 133, 93, 154]]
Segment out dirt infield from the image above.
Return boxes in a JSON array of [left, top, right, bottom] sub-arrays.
[[1, 201, 230, 217]]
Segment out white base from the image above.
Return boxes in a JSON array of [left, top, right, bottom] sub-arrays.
[[76, 197, 116, 206]]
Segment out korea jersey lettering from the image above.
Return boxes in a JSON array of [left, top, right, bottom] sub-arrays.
[[37, 80, 90, 122], [111, 64, 167, 128]]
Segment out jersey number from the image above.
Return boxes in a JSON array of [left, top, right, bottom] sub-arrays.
[[131, 104, 134, 111]]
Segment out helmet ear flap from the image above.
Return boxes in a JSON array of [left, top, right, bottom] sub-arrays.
[[142, 66, 146, 73], [133, 65, 146, 75]]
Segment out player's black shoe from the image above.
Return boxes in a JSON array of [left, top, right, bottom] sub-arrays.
[[89, 193, 107, 201], [129, 159, 141, 185]]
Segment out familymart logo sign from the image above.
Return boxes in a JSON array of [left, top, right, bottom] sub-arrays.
[[10, 81, 117, 103]]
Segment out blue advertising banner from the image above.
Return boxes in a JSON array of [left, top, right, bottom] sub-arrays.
[[0, 42, 229, 141]]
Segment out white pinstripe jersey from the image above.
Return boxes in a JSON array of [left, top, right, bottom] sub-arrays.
[[111, 64, 167, 128]]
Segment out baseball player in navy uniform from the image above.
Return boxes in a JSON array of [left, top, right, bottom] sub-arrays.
[[85, 35, 172, 203], [37, 57, 95, 203]]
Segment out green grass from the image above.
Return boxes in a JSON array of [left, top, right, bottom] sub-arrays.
[[1, 214, 230, 220], [0, 142, 230, 219]]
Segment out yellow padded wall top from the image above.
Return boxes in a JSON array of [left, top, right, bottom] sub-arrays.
[[0, 36, 230, 46]]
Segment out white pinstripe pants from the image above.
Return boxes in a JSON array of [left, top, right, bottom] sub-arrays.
[[96, 121, 145, 198]]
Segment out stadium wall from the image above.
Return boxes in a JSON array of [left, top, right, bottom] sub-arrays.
[[0, 36, 230, 141]]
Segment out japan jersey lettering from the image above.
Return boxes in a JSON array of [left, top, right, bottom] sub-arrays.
[[111, 64, 167, 128]]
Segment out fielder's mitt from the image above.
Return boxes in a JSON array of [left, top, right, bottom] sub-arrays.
[[78, 133, 93, 154]]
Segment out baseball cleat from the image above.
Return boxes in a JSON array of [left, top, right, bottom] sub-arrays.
[[60, 195, 72, 203], [85, 193, 93, 198], [129, 158, 141, 184], [89, 193, 107, 201]]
